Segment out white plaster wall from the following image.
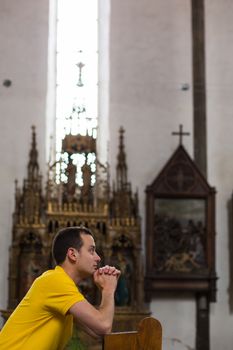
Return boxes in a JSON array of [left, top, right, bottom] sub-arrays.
[[109, 1, 194, 346], [0, 0, 49, 322], [206, 0, 233, 349], [108, 0, 193, 235]]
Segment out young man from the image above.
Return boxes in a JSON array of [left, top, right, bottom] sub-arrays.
[[0, 226, 120, 350]]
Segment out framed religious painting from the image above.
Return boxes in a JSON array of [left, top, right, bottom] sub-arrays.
[[144, 144, 217, 302]]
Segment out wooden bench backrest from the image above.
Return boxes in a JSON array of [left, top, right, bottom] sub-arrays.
[[103, 317, 162, 350]]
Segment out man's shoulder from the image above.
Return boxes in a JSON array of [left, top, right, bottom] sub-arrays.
[[36, 266, 75, 287]]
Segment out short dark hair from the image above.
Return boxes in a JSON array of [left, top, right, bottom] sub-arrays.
[[52, 226, 93, 265]]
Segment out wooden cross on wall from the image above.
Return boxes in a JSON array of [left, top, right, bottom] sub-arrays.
[[172, 124, 190, 145]]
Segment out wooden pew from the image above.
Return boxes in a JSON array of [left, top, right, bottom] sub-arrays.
[[103, 317, 162, 350]]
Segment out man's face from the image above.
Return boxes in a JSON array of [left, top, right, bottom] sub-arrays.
[[76, 233, 101, 278]]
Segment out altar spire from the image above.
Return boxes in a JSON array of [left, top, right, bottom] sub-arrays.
[[116, 127, 128, 190]]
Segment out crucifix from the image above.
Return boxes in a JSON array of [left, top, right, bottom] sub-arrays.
[[172, 124, 190, 145]]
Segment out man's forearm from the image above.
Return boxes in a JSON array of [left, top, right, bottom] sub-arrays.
[[98, 289, 115, 333], [69, 267, 120, 336]]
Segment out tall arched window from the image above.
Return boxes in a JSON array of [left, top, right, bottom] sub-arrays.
[[47, 0, 110, 193], [55, 0, 98, 186]]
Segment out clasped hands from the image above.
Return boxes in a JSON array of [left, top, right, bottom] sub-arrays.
[[98, 265, 121, 277], [94, 265, 121, 290]]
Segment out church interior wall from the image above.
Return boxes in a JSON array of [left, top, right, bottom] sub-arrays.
[[205, 2, 233, 349], [0, 0, 233, 349], [0, 0, 49, 324], [108, 1, 195, 348]]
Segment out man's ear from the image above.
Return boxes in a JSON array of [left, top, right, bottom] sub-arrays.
[[67, 248, 78, 262]]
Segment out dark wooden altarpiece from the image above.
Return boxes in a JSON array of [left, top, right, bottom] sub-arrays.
[[145, 131, 218, 350], [1, 126, 149, 350], [145, 142, 217, 300]]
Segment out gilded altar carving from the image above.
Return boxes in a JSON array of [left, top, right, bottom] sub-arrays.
[[2, 126, 149, 349]]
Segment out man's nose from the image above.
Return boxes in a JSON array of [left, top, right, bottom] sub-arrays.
[[95, 253, 101, 262]]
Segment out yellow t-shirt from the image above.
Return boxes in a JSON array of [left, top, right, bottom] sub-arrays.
[[0, 266, 85, 350]]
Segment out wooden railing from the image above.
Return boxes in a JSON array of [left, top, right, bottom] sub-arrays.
[[103, 317, 162, 350]]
